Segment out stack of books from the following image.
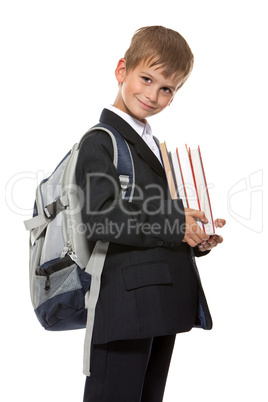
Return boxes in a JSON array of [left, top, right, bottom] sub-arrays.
[[159, 142, 215, 235]]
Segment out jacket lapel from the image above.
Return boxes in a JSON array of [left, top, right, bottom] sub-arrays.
[[99, 109, 166, 179]]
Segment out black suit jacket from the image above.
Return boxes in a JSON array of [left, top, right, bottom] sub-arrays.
[[76, 109, 212, 344]]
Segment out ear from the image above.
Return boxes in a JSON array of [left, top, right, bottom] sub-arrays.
[[115, 58, 127, 84]]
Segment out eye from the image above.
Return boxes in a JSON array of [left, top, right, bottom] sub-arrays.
[[142, 76, 152, 84], [162, 87, 171, 94]]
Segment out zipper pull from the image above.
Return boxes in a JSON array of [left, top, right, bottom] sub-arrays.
[[68, 251, 85, 270], [66, 241, 85, 269], [61, 241, 73, 258], [62, 241, 85, 269], [61, 246, 68, 258]]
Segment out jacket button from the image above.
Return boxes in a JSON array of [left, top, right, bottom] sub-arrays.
[[170, 243, 175, 247], [157, 241, 164, 246]]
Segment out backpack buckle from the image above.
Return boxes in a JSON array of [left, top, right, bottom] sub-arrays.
[[44, 198, 66, 220]]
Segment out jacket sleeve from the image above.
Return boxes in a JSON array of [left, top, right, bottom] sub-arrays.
[[193, 247, 210, 257], [75, 131, 186, 248]]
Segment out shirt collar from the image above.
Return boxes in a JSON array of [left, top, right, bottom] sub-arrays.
[[106, 105, 152, 138]]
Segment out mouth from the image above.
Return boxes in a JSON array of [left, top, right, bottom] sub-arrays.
[[137, 98, 155, 110]]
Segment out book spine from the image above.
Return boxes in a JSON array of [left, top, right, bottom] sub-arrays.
[[159, 142, 177, 200], [197, 146, 215, 233], [188, 147, 204, 231], [176, 147, 189, 208], [168, 152, 180, 199]]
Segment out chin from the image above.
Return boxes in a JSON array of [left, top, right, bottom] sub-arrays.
[[129, 110, 147, 121]]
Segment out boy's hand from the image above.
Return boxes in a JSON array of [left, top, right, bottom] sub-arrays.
[[197, 218, 226, 252], [182, 208, 210, 247]]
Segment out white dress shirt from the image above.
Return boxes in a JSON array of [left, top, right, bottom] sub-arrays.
[[106, 105, 162, 163]]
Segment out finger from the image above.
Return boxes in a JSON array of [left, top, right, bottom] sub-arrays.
[[198, 244, 205, 252], [182, 236, 197, 247], [187, 238, 199, 248], [194, 210, 208, 224], [183, 230, 208, 247], [185, 221, 209, 243], [193, 229, 210, 246], [198, 241, 208, 251], [198, 239, 214, 251], [199, 240, 212, 251], [209, 235, 223, 244], [185, 208, 208, 224], [215, 219, 226, 228], [207, 235, 223, 249], [207, 238, 218, 248], [198, 234, 224, 251]]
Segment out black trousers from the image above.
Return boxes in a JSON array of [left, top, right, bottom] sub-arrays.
[[83, 334, 176, 402]]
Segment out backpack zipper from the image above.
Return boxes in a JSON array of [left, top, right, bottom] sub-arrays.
[[61, 241, 85, 269]]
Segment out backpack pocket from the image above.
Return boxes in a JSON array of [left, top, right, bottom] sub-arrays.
[[34, 255, 91, 331]]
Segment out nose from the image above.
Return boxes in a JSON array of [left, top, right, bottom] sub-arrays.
[[145, 87, 158, 103]]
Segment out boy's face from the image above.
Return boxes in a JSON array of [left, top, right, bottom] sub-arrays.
[[114, 58, 184, 122]]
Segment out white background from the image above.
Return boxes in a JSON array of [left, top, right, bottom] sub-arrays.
[[1, 0, 267, 401]]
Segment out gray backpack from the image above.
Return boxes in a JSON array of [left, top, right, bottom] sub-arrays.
[[24, 123, 134, 376]]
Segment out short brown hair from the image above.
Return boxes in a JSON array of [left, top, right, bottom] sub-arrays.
[[124, 26, 194, 89]]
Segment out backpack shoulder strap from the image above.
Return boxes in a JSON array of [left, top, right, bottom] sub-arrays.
[[84, 123, 135, 201], [81, 123, 135, 376]]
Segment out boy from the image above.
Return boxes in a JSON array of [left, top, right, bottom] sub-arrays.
[[76, 26, 225, 402]]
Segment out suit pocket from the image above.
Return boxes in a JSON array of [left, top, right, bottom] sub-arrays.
[[122, 261, 172, 291]]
